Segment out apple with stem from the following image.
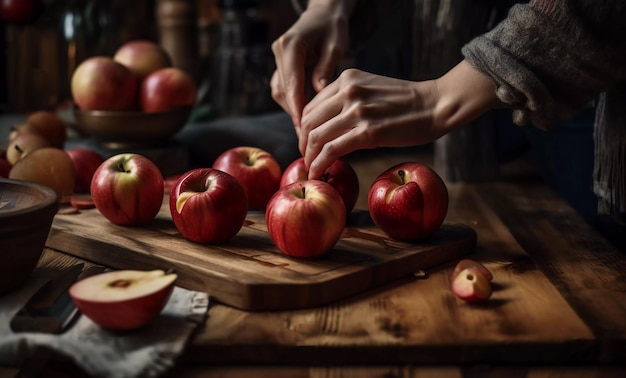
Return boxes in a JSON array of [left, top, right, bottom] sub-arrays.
[[90, 153, 164, 226], [65, 148, 104, 193], [9, 147, 76, 203], [113, 40, 172, 80], [6, 132, 52, 165], [170, 168, 248, 244], [213, 146, 282, 211], [69, 269, 177, 331], [368, 162, 448, 241], [280, 157, 359, 213], [266, 180, 346, 259], [71, 56, 138, 111], [451, 268, 493, 303], [139, 67, 197, 113]]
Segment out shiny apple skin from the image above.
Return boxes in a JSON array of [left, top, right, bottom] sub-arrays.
[[266, 180, 346, 259], [90, 153, 164, 226], [367, 162, 448, 241], [139, 67, 197, 113], [65, 148, 104, 193], [280, 157, 359, 213], [71, 56, 138, 111], [213, 146, 282, 211], [169, 168, 248, 243]]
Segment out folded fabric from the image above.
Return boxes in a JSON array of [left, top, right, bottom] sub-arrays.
[[0, 274, 209, 378]]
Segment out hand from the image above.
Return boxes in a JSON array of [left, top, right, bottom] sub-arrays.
[[299, 61, 500, 179], [271, 0, 355, 129]]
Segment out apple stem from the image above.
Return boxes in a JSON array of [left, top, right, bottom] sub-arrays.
[[398, 169, 406, 184], [15, 145, 23, 154], [108, 279, 132, 288], [320, 173, 330, 182], [302, 187, 306, 198], [117, 162, 130, 173]]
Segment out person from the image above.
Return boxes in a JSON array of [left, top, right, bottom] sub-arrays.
[[270, 0, 626, 219]]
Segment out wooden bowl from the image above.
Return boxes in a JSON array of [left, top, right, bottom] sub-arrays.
[[0, 178, 58, 294], [73, 106, 192, 149]]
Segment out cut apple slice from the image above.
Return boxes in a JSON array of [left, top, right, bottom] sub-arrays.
[[451, 268, 492, 303], [69, 269, 177, 330]]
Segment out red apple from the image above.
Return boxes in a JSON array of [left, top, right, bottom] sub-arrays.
[[113, 40, 172, 80], [9, 147, 76, 202], [170, 168, 248, 243], [69, 269, 177, 331], [367, 162, 448, 241], [71, 56, 138, 111], [6, 132, 52, 165], [0, 157, 11, 178], [266, 180, 346, 259], [65, 148, 105, 193], [451, 259, 493, 282], [0, 0, 40, 24], [139, 67, 197, 113], [451, 268, 492, 303], [90, 153, 164, 226], [213, 146, 282, 211], [280, 157, 359, 213]]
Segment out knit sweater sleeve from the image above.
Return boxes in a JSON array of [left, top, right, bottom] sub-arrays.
[[461, 0, 626, 130]]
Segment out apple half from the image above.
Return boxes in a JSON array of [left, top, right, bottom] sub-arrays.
[[69, 269, 177, 331]]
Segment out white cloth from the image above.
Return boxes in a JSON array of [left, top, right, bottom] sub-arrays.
[[0, 273, 209, 378]]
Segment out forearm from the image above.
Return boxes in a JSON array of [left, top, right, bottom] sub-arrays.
[[294, 0, 357, 16], [432, 60, 500, 134]]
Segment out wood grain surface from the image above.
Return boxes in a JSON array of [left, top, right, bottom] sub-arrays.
[[45, 199, 476, 311]]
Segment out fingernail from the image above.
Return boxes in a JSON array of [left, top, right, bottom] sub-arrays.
[[319, 78, 328, 87]]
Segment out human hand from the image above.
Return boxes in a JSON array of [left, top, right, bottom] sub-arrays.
[[271, 0, 355, 129], [299, 61, 500, 179]]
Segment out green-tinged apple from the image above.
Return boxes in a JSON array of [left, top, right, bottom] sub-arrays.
[[170, 168, 248, 243], [213, 146, 282, 211], [6, 132, 51, 165], [91, 153, 164, 226], [113, 40, 172, 80], [451, 268, 492, 303], [139, 67, 196, 113], [266, 180, 346, 258], [9, 111, 68, 148], [71, 56, 138, 111], [451, 259, 493, 282], [69, 269, 177, 330], [280, 157, 359, 213], [65, 148, 104, 193], [368, 162, 448, 241], [0, 157, 11, 178], [9, 147, 76, 202]]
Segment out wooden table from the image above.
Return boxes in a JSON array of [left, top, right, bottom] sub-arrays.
[[6, 153, 626, 377]]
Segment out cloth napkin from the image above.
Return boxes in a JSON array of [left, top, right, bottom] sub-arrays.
[[0, 273, 209, 378]]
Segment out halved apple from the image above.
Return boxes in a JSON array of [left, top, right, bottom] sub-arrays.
[[451, 268, 492, 303], [69, 269, 177, 330], [451, 259, 493, 282]]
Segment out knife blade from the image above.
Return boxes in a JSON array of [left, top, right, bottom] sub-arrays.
[[9, 264, 105, 334]]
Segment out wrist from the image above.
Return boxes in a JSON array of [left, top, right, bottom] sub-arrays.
[[305, 0, 357, 16], [433, 60, 500, 133]]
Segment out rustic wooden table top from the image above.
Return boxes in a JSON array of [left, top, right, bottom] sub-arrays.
[[6, 153, 626, 377]]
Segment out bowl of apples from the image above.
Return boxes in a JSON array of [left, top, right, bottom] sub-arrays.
[[0, 178, 59, 294], [70, 41, 197, 149]]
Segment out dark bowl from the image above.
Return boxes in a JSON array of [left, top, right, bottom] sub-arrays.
[[0, 178, 58, 294], [73, 106, 192, 149]]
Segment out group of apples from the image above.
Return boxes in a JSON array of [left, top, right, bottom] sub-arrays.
[[0, 111, 105, 203], [71, 40, 196, 113]]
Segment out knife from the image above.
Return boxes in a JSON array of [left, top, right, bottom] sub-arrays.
[[10, 264, 105, 334]]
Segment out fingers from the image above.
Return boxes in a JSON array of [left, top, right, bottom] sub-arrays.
[[271, 71, 302, 135], [272, 36, 307, 128], [311, 41, 345, 92], [307, 125, 362, 179]]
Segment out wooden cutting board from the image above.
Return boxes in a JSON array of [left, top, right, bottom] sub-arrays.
[[46, 199, 476, 311]]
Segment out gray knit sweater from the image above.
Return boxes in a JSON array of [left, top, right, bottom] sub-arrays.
[[462, 0, 626, 215]]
